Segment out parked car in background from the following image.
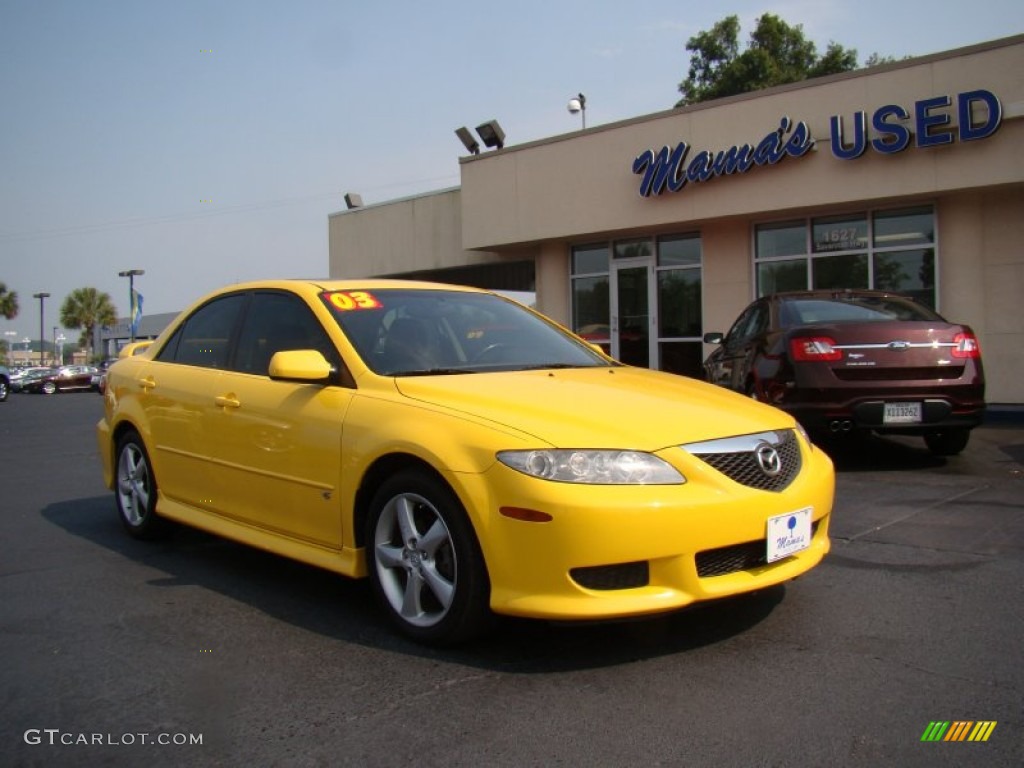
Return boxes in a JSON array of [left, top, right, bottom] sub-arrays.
[[0, 364, 9, 402], [98, 279, 834, 644], [91, 358, 120, 394], [703, 290, 985, 456], [12, 367, 55, 393], [21, 365, 99, 395], [9, 366, 50, 393]]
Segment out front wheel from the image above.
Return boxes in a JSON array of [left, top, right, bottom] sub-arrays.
[[115, 431, 167, 539], [0, 378, 8, 401], [41, 380, 57, 395], [366, 470, 491, 645], [924, 428, 971, 456]]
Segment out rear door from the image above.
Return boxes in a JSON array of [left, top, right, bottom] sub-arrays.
[[141, 293, 246, 511]]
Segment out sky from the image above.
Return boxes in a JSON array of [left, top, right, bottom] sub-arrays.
[[1, 0, 1022, 344]]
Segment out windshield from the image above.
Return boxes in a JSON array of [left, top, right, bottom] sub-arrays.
[[780, 295, 943, 327], [321, 288, 612, 376]]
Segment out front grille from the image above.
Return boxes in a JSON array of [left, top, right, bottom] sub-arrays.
[[833, 366, 964, 382], [685, 430, 801, 492], [570, 561, 649, 590], [696, 521, 820, 577]]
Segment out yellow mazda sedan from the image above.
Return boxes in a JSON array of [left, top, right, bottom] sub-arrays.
[[97, 280, 834, 644]]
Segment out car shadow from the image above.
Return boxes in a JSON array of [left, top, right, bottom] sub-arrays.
[[43, 496, 786, 672], [813, 431, 947, 473]]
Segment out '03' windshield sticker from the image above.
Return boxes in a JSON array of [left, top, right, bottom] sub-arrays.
[[323, 291, 382, 311]]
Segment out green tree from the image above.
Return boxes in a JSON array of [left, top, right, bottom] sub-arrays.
[[0, 282, 18, 320], [60, 287, 117, 360], [0, 282, 18, 364], [676, 14, 859, 107]]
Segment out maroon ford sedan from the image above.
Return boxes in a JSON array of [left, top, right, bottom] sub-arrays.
[[21, 364, 100, 395], [702, 290, 985, 455]]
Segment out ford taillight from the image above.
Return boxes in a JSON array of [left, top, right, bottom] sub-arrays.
[[790, 337, 842, 362], [951, 332, 981, 359]]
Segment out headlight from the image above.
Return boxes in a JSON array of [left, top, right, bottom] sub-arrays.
[[497, 449, 685, 485]]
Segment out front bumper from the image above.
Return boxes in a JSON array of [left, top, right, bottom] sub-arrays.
[[456, 435, 834, 620]]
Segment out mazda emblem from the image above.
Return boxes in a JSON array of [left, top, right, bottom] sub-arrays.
[[755, 442, 782, 476]]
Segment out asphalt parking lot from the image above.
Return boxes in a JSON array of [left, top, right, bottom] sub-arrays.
[[1, 393, 1021, 767]]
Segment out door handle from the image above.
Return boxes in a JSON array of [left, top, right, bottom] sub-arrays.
[[138, 376, 156, 391], [214, 395, 241, 409]]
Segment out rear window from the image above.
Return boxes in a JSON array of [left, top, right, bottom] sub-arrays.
[[780, 296, 942, 327]]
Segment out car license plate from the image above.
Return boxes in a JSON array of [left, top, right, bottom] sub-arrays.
[[766, 508, 813, 563], [883, 402, 922, 424]]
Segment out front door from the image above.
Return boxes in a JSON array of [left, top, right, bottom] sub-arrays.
[[611, 260, 656, 367]]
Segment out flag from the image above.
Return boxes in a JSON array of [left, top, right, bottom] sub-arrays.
[[131, 290, 144, 336]]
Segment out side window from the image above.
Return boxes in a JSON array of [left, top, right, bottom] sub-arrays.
[[233, 292, 340, 375], [725, 302, 767, 344], [725, 305, 755, 344], [156, 294, 245, 368], [747, 303, 769, 338]]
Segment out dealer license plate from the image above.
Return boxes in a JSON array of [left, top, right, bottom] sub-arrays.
[[766, 508, 813, 563], [883, 401, 922, 424]]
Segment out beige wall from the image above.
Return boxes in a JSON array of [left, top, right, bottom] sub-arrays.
[[937, 187, 1024, 402], [328, 188, 505, 278]]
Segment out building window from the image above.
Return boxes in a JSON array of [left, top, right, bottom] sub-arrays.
[[755, 206, 937, 308], [656, 234, 703, 377], [571, 243, 610, 351]]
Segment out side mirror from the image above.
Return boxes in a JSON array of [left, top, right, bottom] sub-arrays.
[[703, 332, 724, 344], [119, 341, 154, 358], [268, 350, 334, 383]]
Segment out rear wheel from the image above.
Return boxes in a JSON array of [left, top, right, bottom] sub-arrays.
[[924, 428, 971, 456], [366, 470, 491, 645], [0, 378, 8, 401], [41, 380, 57, 395], [115, 431, 167, 539]]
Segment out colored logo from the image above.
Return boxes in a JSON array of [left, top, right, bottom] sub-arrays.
[[921, 721, 997, 742]]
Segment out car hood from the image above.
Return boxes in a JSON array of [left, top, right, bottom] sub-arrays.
[[393, 366, 794, 449]]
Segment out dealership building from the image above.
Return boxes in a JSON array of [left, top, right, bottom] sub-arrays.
[[329, 35, 1024, 404]]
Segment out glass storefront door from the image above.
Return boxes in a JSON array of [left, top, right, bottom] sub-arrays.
[[612, 260, 655, 367], [572, 235, 703, 377]]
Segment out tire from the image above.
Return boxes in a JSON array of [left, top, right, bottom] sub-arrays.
[[924, 428, 971, 456], [42, 380, 57, 395], [0, 378, 8, 402], [115, 431, 167, 539], [366, 470, 491, 645]]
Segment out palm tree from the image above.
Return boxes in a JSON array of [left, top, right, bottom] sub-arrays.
[[0, 282, 18, 320], [60, 287, 118, 360]]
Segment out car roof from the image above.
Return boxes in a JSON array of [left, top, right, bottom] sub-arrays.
[[203, 278, 488, 296], [764, 289, 911, 301]]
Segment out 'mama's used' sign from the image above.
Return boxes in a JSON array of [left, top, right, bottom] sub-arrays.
[[632, 89, 1002, 198]]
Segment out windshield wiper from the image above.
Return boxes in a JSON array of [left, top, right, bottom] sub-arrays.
[[393, 367, 479, 377], [513, 362, 612, 371]]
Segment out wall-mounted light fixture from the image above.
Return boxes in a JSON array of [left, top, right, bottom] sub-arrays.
[[455, 126, 480, 155], [568, 92, 586, 129], [475, 120, 506, 150], [344, 193, 363, 210]]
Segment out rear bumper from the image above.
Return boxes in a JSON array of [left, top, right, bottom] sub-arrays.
[[786, 398, 985, 435]]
